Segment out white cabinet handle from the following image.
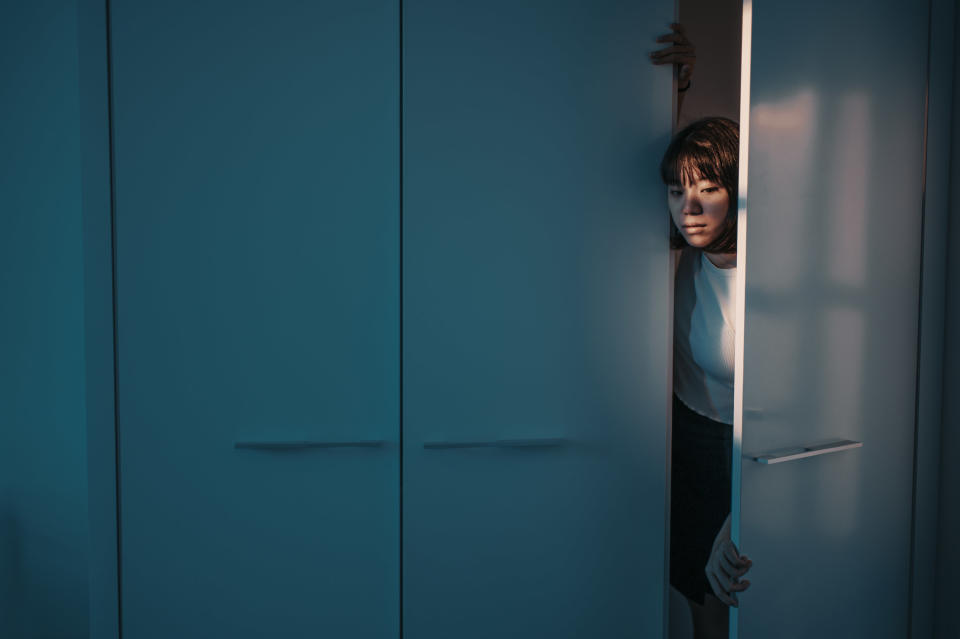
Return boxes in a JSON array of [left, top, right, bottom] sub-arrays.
[[750, 439, 862, 464]]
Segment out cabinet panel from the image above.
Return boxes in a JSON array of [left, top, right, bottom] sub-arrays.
[[737, 0, 927, 636], [0, 3, 89, 636], [402, 1, 674, 637], [111, 2, 399, 636]]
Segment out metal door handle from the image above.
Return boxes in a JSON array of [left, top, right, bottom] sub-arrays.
[[423, 437, 567, 449], [234, 440, 385, 450], [750, 439, 862, 464]]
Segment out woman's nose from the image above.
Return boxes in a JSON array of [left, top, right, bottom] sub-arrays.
[[682, 195, 701, 214]]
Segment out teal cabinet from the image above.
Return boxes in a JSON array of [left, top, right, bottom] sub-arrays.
[[401, 1, 673, 637], [110, 2, 400, 637], [0, 3, 89, 637], [110, 0, 672, 636], [7, 0, 956, 637]]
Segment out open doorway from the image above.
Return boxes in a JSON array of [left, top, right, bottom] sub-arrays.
[[665, 1, 744, 638], [677, 0, 742, 129]]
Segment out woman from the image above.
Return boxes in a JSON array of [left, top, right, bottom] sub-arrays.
[[664, 116, 751, 639], [652, 26, 753, 639]]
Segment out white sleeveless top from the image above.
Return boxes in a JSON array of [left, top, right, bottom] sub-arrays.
[[673, 247, 736, 424]]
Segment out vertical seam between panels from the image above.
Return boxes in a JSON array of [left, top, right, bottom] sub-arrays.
[[104, 0, 123, 635], [663, 1, 681, 634], [907, 0, 934, 636], [398, 0, 404, 637]]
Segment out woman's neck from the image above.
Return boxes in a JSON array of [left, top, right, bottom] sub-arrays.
[[704, 251, 737, 269]]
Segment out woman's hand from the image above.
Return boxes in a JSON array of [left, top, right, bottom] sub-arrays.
[[705, 513, 752, 607], [650, 23, 696, 90]]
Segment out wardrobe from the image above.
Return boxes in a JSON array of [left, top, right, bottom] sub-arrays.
[[1, 0, 957, 637], [105, 0, 673, 637]]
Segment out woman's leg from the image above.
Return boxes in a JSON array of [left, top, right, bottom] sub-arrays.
[[688, 593, 728, 639], [669, 585, 695, 639]]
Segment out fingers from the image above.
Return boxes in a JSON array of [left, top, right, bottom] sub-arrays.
[[720, 544, 752, 586], [655, 33, 685, 44], [719, 552, 739, 580], [650, 55, 696, 68], [655, 23, 692, 46], [650, 45, 695, 57], [649, 41, 696, 68], [723, 542, 753, 574], [706, 541, 753, 608], [651, 23, 696, 80], [706, 570, 739, 607], [721, 539, 741, 564], [650, 55, 696, 66], [714, 558, 738, 594], [729, 579, 751, 593], [718, 551, 751, 590]]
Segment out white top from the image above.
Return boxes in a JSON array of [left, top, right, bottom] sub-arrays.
[[673, 247, 736, 424]]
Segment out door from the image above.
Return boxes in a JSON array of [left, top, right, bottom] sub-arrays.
[[735, 0, 927, 636], [402, 1, 675, 637], [110, 2, 400, 636]]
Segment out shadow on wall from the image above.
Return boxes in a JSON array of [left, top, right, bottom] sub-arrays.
[[0, 508, 24, 634], [0, 504, 91, 638]]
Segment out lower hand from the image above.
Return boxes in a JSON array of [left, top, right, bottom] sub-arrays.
[[704, 513, 752, 607]]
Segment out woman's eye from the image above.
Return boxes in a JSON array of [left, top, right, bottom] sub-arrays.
[[670, 190, 683, 196], [702, 187, 719, 193]]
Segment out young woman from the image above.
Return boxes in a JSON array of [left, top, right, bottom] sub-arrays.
[[663, 117, 751, 639], [652, 26, 753, 639]]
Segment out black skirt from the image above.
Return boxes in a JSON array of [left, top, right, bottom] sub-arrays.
[[669, 392, 733, 606]]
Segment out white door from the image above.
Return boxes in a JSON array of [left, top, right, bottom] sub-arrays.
[[735, 0, 928, 636]]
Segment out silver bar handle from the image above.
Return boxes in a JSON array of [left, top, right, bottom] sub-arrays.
[[751, 439, 862, 464], [235, 440, 385, 450], [423, 437, 567, 449]]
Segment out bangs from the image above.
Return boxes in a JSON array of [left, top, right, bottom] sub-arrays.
[[660, 139, 729, 187]]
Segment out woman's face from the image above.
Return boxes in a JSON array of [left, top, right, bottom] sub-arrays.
[[667, 174, 731, 250]]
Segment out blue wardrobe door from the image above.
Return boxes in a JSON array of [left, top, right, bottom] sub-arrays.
[[0, 3, 89, 636], [402, 1, 674, 637], [110, 2, 399, 637]]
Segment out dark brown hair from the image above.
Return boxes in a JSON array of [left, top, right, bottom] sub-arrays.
[[660, 117, 739, 253]]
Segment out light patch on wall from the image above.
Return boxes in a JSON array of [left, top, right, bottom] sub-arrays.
[[748, 89, 818, 290], [752, 88, 817, 130], [826, 93, 870, 287]]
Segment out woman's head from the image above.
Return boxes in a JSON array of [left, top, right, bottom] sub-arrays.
[[660, 117, 739, 253]]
